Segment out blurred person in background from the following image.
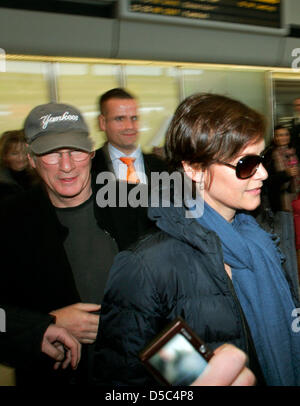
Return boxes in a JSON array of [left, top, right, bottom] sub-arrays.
[[93, 88, 166, 184], [288, 98, 300, 159], [92, 88, 167, 250], [264, 125, 300, 213], [264, 125, 300, 277], [0, 129, 38, 199]]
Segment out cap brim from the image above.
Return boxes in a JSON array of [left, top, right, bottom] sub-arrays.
[[29, 131, 94, 154]]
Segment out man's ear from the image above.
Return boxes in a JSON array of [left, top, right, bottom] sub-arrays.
[[98, 114, 106, 132], [181, 161, 203, 183], [26, 145, 36, 169]]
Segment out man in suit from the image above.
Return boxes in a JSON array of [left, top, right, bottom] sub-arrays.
[[92, 88, 167, 250]]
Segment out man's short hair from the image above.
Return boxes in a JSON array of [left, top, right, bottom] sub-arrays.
[[99, 88, 135, 114]]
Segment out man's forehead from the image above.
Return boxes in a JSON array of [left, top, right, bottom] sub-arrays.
[[104, 98, 138, 115]]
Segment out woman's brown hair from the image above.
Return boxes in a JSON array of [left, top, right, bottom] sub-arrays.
[[165, 93, 266, 172], [0, 129, 26, 166]]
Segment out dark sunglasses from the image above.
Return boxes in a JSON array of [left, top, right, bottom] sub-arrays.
[[218, 154, 265, 179]]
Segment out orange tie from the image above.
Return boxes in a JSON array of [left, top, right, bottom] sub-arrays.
[[119, 157, 140, 184]]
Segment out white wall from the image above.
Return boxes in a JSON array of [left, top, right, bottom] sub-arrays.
[[117, 19, 285, 66], [285, 0, 300, 26], [0, 0, 299, 67], [0, 8, 114, 57]]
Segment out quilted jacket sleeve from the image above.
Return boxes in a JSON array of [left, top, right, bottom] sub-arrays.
[[93, 250, 167, 386]]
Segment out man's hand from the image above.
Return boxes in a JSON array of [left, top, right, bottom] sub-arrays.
[[191, 344, 256, 386], [50, 303, 101, 344], [41, 324, 81, 370]]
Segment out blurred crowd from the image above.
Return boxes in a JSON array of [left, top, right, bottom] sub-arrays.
[[264, 98, 300, 276]]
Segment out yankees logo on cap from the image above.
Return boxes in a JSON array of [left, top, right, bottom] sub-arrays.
[[24, 102, 94, 154]]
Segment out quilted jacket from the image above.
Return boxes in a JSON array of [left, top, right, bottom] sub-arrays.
[[93, 202, 299, 386]]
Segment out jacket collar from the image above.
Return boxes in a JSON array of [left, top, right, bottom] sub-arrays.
[[148, 202, 220, 254]]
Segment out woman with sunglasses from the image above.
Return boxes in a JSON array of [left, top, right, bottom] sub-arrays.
[[94, 93, 300, 386]]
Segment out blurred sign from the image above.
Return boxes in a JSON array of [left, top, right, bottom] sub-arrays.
[[128, 0, 281, 29]]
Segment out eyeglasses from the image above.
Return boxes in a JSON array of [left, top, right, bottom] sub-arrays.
[[217, 154, 265, 179], [40, 150, 90, 165]]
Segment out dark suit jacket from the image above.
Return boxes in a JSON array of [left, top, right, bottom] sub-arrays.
[[92, 144, 168, 250]]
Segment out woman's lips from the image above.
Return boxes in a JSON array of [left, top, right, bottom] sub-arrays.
[[247, 187, 261, 195]]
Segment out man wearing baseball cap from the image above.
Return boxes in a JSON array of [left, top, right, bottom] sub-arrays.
[[0, 102, 118, 386]]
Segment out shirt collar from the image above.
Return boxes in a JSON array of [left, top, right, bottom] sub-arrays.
[[108, 143, 142, 161]]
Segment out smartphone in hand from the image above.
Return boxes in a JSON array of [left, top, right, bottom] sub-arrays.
[[139, 317, 213, 386]]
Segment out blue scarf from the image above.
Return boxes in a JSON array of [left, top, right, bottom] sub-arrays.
[[196, 202, 300, 386]]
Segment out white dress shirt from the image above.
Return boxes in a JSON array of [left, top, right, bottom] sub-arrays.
[[107, 144, 147, 184]]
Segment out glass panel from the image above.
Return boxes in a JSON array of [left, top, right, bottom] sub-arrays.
[[271, 72, 300, 126], [125, 65, 179, 153], [0, 61, 49, 135], [0, 57, 275, 151], [182, 66, 271, 139], [56, 63, 120, 149], [182, 67, 269, 115]]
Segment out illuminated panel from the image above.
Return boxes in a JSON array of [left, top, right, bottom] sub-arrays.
[[129, 0, 281, 28], [120, 0, 287, 35]]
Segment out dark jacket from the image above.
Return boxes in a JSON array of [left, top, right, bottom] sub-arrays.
[[263, 145, 297, 213], [288, 118, 300, 159], [0, 179, 118, 385], [92, 145, 168, 250], [0, 166, 38, 201], [0, 305, 54, 367], [93, 203, 299, 386]]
